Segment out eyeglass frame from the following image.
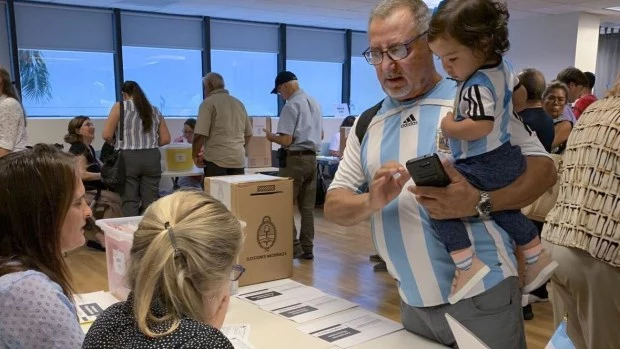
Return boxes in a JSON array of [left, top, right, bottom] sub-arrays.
[[231, 264, 245, 281], [363, 31, 428, 65]]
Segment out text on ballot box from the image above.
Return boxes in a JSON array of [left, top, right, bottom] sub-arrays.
[[236, 279, 323, 307], [298, 308, 403, 348]]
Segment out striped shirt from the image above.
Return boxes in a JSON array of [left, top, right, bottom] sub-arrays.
[[117, 100, 161, 150], [329, 78, 549, 307], [451, 59, 518, 160]]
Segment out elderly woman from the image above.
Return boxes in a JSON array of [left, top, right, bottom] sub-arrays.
[[542, 81, 573, 154], [542, 75, 620, 349], [82, 191, 243, 348], [0, 144, 92, 348]]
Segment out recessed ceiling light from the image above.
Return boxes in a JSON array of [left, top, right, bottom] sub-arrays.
[[605, 7, 620, 12]]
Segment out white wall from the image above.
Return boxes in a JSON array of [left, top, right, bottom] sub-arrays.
[[508, 13, 580, 81], [27, 116, 347, 152], [508, 12, 600, 81]]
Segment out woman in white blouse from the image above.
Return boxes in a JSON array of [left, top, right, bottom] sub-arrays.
[[0, 67, 28, 158], [0, 144, 92, 348]]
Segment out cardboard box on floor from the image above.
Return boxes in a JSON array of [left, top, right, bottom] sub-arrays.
[[205, 174, 293, 286], [247, 117, 273, 168], [339, 126, 352, 155]]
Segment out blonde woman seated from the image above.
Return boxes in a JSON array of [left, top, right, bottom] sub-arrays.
[[82, 191, 244, 348]]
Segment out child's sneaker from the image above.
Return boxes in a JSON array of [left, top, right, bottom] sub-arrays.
[[523, 250, 558, 294], [448, 256, 490, 304]]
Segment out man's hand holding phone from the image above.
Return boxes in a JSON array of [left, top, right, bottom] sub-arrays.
[[407, 155, 479, 219]]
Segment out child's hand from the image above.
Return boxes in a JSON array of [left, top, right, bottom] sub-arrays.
[[440, 111, 456, 136]]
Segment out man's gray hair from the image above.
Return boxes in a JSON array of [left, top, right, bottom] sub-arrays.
[[369, 0, 431, 34], [518, 68, 546, 102], [203, 72, 225, 90]]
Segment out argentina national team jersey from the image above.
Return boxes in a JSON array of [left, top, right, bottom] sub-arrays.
[[451, 59, 518, 160], [329, 78, 553, 307]]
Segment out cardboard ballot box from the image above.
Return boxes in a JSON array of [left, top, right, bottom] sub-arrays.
[[247, 117, 273, 168], [205, 174, 293, 286]]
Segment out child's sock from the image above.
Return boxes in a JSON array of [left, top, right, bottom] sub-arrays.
[[451, 248, 474, 271], [523, 243, 543, 265]]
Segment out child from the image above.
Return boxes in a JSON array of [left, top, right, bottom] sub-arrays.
[[427, 0, 558, 304]]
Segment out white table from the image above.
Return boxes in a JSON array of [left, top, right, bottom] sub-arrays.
[[316, 155, 340, 165], [225, 297, 448, 349], [161, 167, 203, 178], [245, 166, 279, 174]]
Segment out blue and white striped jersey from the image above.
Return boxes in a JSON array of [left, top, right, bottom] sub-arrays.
[[451, 59, 519, 160], [329, 78, 549, 307]]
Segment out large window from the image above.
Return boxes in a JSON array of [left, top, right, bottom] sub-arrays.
[[211, 50, 278, 116], [18, 49, 115, 116], [350, 57, 385, 115], [286, 60, 343, 116], [123, 46, 202, 116]]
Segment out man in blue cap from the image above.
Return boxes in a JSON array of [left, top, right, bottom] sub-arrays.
[[264, 71, 323, 260]]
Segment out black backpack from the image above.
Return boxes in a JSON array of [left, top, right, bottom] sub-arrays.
[[355, 101, 383, 144]]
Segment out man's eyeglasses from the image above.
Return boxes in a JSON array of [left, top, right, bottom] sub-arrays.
[[363, 31, 428, 65], [231, 264, 245, 281]]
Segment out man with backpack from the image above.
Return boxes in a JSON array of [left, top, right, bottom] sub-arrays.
[[323, 0, 556, 347]]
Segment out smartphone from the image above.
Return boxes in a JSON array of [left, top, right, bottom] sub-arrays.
[[406, 153, 451, 187]]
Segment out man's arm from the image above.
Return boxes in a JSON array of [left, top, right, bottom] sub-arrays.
[[192, 134, 206, 167], [265, 131, 292, 147], [325, 163, 410, 226]]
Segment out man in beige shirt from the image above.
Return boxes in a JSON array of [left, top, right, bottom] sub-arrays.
[[193, 72, 252, 176]]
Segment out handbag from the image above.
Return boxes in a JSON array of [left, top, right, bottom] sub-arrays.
[[522, 153, 562, 222], [101, 101, 125, 190]]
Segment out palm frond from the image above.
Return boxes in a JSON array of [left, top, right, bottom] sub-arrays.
[[18, 50, 53, 103]]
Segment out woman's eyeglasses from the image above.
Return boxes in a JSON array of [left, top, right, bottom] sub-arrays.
[[231, 264, 245, 281]]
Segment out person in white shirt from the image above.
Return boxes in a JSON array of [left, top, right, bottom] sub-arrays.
[[0, 67, 28, 158], [324, 0, 556, 347], [328, 116, 356, 157]]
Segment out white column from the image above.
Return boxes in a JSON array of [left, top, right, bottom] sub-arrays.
[[574, 13, 601, 73]]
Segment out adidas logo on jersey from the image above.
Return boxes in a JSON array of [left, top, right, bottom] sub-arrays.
[[401, 114, 418, 128]]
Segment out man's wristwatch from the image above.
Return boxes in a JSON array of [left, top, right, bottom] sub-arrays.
[[475, 190, 492, 220]]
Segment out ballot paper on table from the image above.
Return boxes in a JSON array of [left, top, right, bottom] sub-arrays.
[[229, 336, 257, 349], [445, 314, 490, 349], [297, 308, 403, 348], [74, 291, 120, 324], [221, 324, 251, 342], [236, 279, 323, 307], [262, 293, 357, 323]]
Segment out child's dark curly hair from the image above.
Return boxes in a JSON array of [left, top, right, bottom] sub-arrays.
[[428, 0, 510, 60]]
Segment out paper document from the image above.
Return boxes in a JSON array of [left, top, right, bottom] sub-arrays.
[[262, 293, 357, 323], [236, 279, 323, 307], [229, 336, 256, 349], [298, 308, 403, 348], [221, 324, 251, 341], [74, 291, 120, 324], [252, 118, 267, 137], [445, 314, 490, 349]]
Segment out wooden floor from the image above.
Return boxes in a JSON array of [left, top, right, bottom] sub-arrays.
[[66, 208, 554, 348]]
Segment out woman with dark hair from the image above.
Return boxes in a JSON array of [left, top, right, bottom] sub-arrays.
[[328, 116, 356, 157], [173, 118, 197, 143], [65, 116, 122, 249], [542, 81, 573, 155], [103, 81, 171, 216], [0, 67, 28, 158], [0, 144, 92, 348]]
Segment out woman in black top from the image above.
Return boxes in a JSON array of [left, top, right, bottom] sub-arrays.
[[82, 191, 243, 348], [65, 116, 122, 249]]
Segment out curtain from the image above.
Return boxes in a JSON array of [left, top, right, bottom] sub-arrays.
[[595, 29, 620, 98]]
